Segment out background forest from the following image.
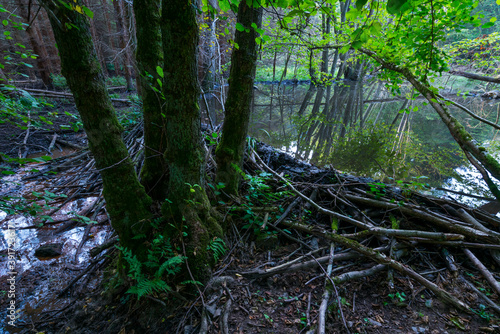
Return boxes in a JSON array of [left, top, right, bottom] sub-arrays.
[[2, 0, 500, 333], [2, 0, 500, 196]]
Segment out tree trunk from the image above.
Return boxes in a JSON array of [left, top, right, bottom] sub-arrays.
[[42, 0, 152, 256], [161, 0, 222, 280], [113, 0, 134, 90], [133, 0, 168, 201], [215, 0, 263, 195], [101, 0, 121, 76], [17, 0, 52, 86]]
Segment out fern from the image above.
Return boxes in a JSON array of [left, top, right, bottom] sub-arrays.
[[207, 237, 226, 262], [127, 278, 171, 299], [117, 234, 185, 299], [157, 255, 184, 277]]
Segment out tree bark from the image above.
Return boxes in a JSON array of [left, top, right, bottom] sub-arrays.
[[449, 70, 500, 84], [133, 0, 168, 201], [215, 0, 263, 195], [17, 0, 52, 85], [161, 0, 222, 280], [41, 0, 152, 256], [113, 0, 134, 90]]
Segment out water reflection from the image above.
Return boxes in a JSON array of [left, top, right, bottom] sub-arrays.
[[243, 80, 500, 202]]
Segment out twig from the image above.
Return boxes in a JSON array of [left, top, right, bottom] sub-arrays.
[[332, 264, 386, 284], [317, 243, 350, 334], [281, 220, 471, 313], [463, 248, 500, 296], [460, 275, 500, 316]]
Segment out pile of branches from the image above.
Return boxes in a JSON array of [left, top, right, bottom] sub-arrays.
[[17, 125, 500, 331], [231, 142, 500, 331]]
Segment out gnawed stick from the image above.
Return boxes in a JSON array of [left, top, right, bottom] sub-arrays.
[[252, 150, 471, 312], [240, 245, 391, 279], [344, 193, 496, 242], [333, 264, 387, 284], [317, 243, 350, 334], [281, 220, 471, 313], [463, 248, 500, 296], [441, 248, 458, 278], [90, 236, 118, 257], [342, 228, 464, 241], [408, 238, 500, 250], [457, 208, 500, 238], [251, 148, 374, 231]]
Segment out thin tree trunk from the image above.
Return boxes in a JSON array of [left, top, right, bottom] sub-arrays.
[[161, 0, 222, 280], [113, 0, 133, 90], [363, 48, 500, 198], [216, 0, 263, 195], [101, 0, 121, 76], [17, 0, 52, 85], [133, 0, 167, 200], [41, 0, 152, 257]]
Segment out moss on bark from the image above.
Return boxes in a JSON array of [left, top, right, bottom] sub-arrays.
[[160, 0, 221, 281], [43, 1, 152, 256], [215, 1, 263, 195], [133, 0, 168, 201]]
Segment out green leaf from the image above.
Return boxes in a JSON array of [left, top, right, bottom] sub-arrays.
[[346, 8, 360, 20], [352, 40, 363, 49], [497, 0, 500, 5], [481, 22, 495, 29], [356, 0, 368, 8], [2, 20, 8, 26], [371, 21, 382, 34], [82, 6, 94, 19], [156, 66, 164, 78], [235, 23, 245, 32], [386, 0, 408, 14]]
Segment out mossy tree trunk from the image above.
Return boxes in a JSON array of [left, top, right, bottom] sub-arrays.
[[161, 0, 222, 280], [215, 1, 263, 195], [133, 0, 168, 201], [42, 0, 152, 255]]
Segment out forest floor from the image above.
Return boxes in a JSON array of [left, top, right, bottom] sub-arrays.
[[1, 92, 500, 333]]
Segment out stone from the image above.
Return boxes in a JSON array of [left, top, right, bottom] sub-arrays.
[[35, 243, 63, 258]]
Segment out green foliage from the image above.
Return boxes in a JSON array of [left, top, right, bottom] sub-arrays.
[[117, 234, 188, 299], [0, 89, 55, 134], [237, 171, 291, 237], [106, 76, 127, 87], [324, 122, 465, 184], [368, 182, 387, 199], [59, 111, 83, 132], [206, 237, 226, 262], [255, 64, 310, 82], [50, 74, 68, 89], [472, 304, 494, 321], [388, 291, 406, 302]]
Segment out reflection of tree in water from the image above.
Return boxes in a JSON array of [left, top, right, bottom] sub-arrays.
[[250, 78, 500, 187]]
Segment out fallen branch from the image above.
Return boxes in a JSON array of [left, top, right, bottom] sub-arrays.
[[342, 228, 464, 241], [252, 149, 471, 312], [460, 275, 500, 316], [281, 220, 471, 313], [344, 193, 496, 243], [333, 264, 387, 284], [463, 248, 500, 296]]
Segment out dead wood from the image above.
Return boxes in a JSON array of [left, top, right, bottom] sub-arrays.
[[464, 248, 500, 296]]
